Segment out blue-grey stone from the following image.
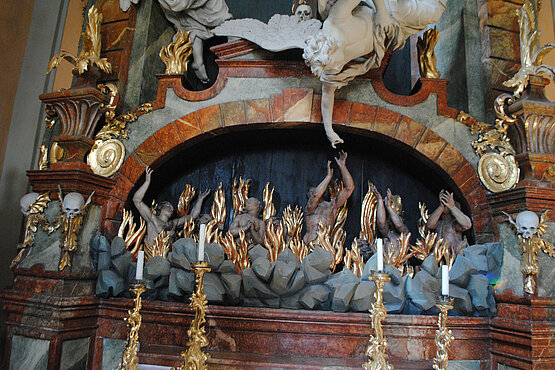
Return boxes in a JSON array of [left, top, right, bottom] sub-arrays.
[[168, 268, 194, 296], [101, 338, 125, 370], [486, 242, 503, 283], [450, 255, 478, 287], [60, 337, 89, 370], [383, 276, 407, 313], [326, 269, 359, 291], [9, 335, 50, 370], [331, 282, 359, 312], [467, 274, 490, 311], [248, 244, 269, 262], [351, 281, 376, 312], [167, 250, 191, 271], [270, 260, 298, 295], [299, 284, 332, 310], [205, 243, 225, 269], [204, 272, 225, 304], [301, 263, 331, 284], [406, 269, 440, 311], [280, 290, 303, 309], [302, 246, 333, 272], [110, 237, 127, 257], [421, 254, 439, 276], [361, 254, 377, 281], [19, 240, 61, 271], [97, 269, 125, 297], [217, 260, 239, 274], [450, 284, 474, 315], [463, 244, 488, 274], [487, 285, 497, 316], [261, 297, 280, 308], [277, 248, 300, 268], [252, 258, 274, 282], [221, 273, 242, 304], [242, 268, 278, 299], [180, 238, 199, 263], [144, 256, 171, 279], [126, 262, 137, 284], [244, 297, 265, 307], [97, 251, 111, 271], [285, 270, 306, 296], [111, 250, 133, 277], [384, 265, 402, 286]]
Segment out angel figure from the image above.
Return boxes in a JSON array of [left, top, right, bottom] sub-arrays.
[[506, 210, 555, 295], [52, 187, 95, 271], [304, 0, 446, 147]]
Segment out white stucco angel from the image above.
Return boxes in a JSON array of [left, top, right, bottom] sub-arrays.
[[304, 0, 446, 147], [120, 0, 232, 83]]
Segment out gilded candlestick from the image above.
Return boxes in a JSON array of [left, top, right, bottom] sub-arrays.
[[119, 280, 147, 370], [174, 262, 211, 370], [433, 296, 454, 370], [363, 270, 393, 370]]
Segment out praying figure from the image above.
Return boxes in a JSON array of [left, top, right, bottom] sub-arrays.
[[229, 197, 266, 247], [427, 190, 472, 256], [304, 151, 354, 244], [133, 167, 210, 246], [372, 185, 410, 254]]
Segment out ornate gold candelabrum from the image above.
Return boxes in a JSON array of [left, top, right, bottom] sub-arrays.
[[119, 280, 147, 370], [363, 270, 393, 370], [174, 262, 211, 370], [433, 296, 454, 370]]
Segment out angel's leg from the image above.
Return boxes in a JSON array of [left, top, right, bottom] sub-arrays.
[[321, 82, 344, 148], [191, 37, 209, 84]]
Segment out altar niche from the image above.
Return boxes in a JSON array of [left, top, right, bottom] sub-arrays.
[[126, 126, 475, 248]]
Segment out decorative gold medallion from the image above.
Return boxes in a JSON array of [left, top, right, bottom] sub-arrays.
[[88, 139, 125, 177], [478, 152, 520, 193]]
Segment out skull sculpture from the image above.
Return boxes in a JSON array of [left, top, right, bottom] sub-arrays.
[[20, 192, 39, 216], [515, 211, 540, 239], [63, 192, 85, 219], [295, 4, 313, 22]]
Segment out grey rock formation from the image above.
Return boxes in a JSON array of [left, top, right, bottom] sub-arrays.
[[351, 281, 376, 312], [270, 260, 298, 295], [326, 269, 359, 290], [299, 284, 332, 310], [110, 237, 127, 257], [204, 272, 225, 304], [421, 255, 439, 276], [205, 243, 225, 269], [449, 283, 474, 315], [168, 268, 195, 296], [486, 242, 503, 283], [449, 255, 478, 286], [383, 276, 407, 313], [331, 282, 359, 312], [286, 270, 306, 295], [221, 273, 242, 304], [217, 260, 239, 274], [167, 251, 191, 271], [248, 244, 269, 262], [406, 269, 440, 312], [302, 264, 331, 284], [280, 290, 303, 309], [144, 256, 171, 289], [97, 252, 111, 271], [252, 258, 274, 282], [302, 246, 332, 272], [242, 268, 278, 299], [97, 269, 125, 297], [277, 248, 300, 268], [466, 274, 489, 311], [463, 244, 488, 273], [111, 250, 133, 277]]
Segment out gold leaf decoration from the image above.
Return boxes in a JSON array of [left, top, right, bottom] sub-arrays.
[[232, 177, 251, 217], [88, 139, 125, 177], [177, 185, 196, 217], [417, 27, 441, 79], [159, 30, 193, 75], [262, 182, 276, 222]]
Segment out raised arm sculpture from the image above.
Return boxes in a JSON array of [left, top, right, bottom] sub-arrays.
[[304, 0, 446, 147], [133, 167, 210, 246], [304, 151, 354, 244], [372, 185, 410, 253]]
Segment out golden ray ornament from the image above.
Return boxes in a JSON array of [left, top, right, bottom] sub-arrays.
[[160, 30, 194, 75], [363, 271, 393, 370], [503, 0, 555, 98], [262, 182, 276, 221], [11, 193, 52, 269], [46, 6, 112, 76], [173, 262, 211, 370], [417, 27, 441, 79], [433, 296, 454, 370], [232, 177, 251, 217], [118, 280, 147, 370]]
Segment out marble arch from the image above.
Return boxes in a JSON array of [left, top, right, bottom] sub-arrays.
[[102, 89, 491, 239]]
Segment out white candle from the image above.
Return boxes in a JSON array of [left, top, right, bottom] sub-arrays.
[[136, 251, 144, 280], [198, 224, 206, 262], [377, 238, 383, 272], [442, 264, 449, 296]]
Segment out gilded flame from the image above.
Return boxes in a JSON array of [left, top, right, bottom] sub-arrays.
[[160, 30, 193, 75]]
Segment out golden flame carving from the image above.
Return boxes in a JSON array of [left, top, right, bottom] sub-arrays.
[[177, 185, 196, 217], [344, 239, 364, 278], [118, 209, 146, 256], [417, 27, 441, 79], [312, 222, 344, 272], [211, 183, 226, 230], [232, 177, 251, 217], [219, 230, 251, 273], [262, 182, 276, 221], [204, 219, 221, 244], [360, 182, 378, 243], [283, 205, 309, 262], [384, 233, 415, 276], [264, 220, 285, 262], [182, 218, 195, 239], [159, 30, 193, 75], [145, 231, 171, 260]]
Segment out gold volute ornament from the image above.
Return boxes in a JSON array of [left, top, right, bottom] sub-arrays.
[[173, 262, 211, 370], [47, 6, 112, 76], [363, 271, 393, 370], [160, 30, 194, 75], [119, 281, 147, 370], [543, 164, 555, 183], [417, 27, 441, 79], [50, 142, 65, 164], [88, 139, 125, 177], [503, 0, 555, 98], [433, 296, 454, 370]]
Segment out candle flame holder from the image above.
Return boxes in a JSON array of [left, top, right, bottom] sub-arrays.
[[433, 296, 454, 370], [173, 262, 211, 370], [118, 280, 147, 370], [363, 270, 393, 370]]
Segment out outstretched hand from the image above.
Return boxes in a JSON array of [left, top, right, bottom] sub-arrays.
[[200, 189, 210, 198], [386, 188, 393, 207], [145, 166, 153, 182], [370, 183, 382, 200], [334, 150, 347, 167]]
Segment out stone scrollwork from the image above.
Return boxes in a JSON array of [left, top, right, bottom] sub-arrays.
[[458, 94, 520, 192]]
